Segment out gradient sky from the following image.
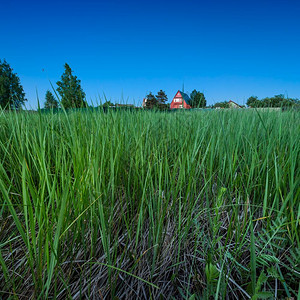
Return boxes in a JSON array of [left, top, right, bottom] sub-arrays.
[[1, 0, 300, 108]]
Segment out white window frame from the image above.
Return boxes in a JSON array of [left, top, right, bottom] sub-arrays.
[[174, 98, 182, 103]]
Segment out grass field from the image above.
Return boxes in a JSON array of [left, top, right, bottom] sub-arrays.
[[0, 109, 299, 299]]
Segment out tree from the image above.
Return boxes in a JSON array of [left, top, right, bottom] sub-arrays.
[[145, 92, 158, 109], [156, 90, 168, 110], [56, 63, 87, 108], [102, 100, 114, 108], [213, 101, 229, 108], [246, 94, 299, 108], [0, 59, 27, 110], [190, 90, 206, 108], [269, 94, 287, 107], [44, 90, 59, 109], [246, 96, 259, 108]]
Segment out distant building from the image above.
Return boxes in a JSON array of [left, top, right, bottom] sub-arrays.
[[142, 98, 147, 108], [170, 90, 192, 109], [228, 100, 243, 108]]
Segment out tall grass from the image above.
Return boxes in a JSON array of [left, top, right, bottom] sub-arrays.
[[0, 109, 299, 299]]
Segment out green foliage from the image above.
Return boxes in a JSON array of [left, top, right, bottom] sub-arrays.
[[99, 100, 114, 108], [251, 272, 273, 300], [156, 89, 169, 110], [190, 89, 206, 108], [213, 101, 230, 108], [44, 90, 59, 109], [246, 94, 299, 108], [56, 63, 87, 109], [145, 92, 158, 109], [205, 263, 219, 284], [145, 90, 168, 110], [246, 96, 260, 108], [0, 59, 27, 109]]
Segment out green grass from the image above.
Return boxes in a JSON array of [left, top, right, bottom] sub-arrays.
[[0, 108, 299, 299]]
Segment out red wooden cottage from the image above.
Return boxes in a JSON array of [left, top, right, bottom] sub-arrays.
[[170, 90, 192, 109]]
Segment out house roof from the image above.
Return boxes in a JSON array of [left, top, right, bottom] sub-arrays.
[[178, 91, 192, 105]]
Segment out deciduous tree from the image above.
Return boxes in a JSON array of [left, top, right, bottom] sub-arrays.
[[0, 59, 27, 109], [213, 101, 229, 108], [190, 90, 206, 108], [246, 96, 259, 108], [104, 101, 114, 107], [246, 94, 299, 108]]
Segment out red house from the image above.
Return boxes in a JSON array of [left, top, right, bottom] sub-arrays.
[[170, 90, 192, 109]]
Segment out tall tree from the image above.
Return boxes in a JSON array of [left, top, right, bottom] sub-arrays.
[[44, 90, 59, 109], [190, 90, 206, 108], [156, 90, 168, 110], [0, 59, 27, 110], [145, 92, 158, 109], [56, 63, 86, 108]]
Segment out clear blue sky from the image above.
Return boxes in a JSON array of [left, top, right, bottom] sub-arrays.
[[1, 0, 300, 108]]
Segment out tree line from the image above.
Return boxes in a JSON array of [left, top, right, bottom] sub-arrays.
[[0, 60, 207, 110], [246, 95, 299, 108], [1, 59, 299, 110], [0, 60, 86, 110], [211, 95, 299, 109]]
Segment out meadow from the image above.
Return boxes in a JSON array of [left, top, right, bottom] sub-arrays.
[[0, 109, 299, 299]]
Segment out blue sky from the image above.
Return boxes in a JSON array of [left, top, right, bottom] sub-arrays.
[[1, 0, 300, 108]]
